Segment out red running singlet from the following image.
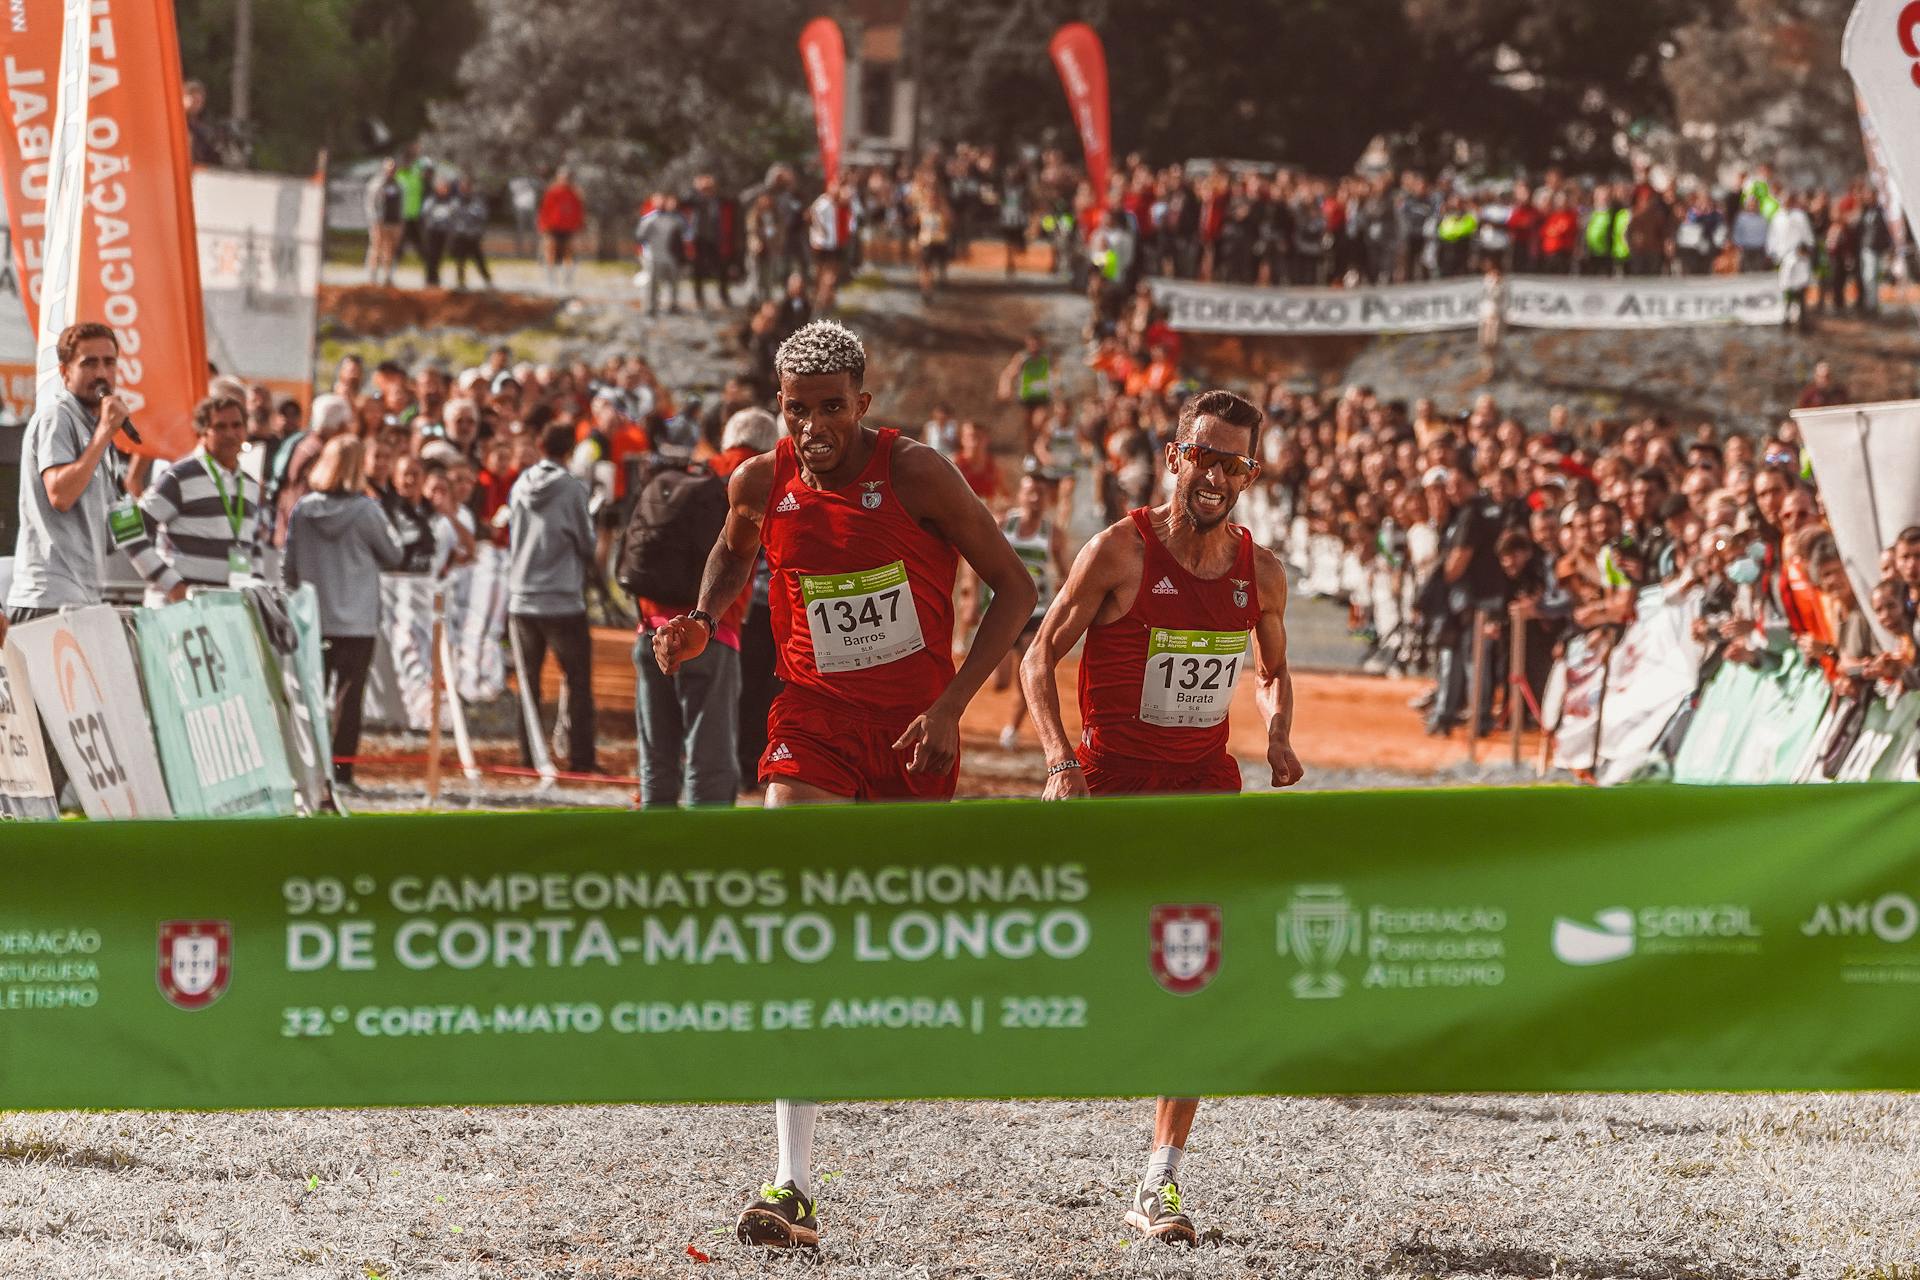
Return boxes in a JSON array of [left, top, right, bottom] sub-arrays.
[[1078, 507, 1261, 769], [762, 427, 958, 718]]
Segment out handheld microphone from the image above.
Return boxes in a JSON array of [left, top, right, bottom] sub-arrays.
[[92, 379, 140, 443]]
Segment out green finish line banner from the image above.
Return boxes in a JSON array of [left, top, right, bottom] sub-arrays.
[[3, 785, 1920, 1108]]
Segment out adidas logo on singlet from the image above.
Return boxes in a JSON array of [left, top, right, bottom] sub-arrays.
[[1151, 576, 1179, 595], [768, 742, 794, 763], [774, 493, 800, 513]]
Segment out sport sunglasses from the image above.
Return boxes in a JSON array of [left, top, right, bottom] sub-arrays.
[[1170, 441, 1260, 479]]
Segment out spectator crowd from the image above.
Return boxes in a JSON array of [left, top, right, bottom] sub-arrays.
[[357, 139, 1901, 354], [1232, 360, 1918, 751], [1078, 157, 1898, 308]]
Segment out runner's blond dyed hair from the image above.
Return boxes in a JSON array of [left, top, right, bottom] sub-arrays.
[[774, 319, 867, 388]]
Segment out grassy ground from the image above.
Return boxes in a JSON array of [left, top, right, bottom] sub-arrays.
[[0, 1093, 1913, 1277]]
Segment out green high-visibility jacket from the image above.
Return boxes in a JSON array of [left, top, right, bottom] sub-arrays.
[[1611, 208, 1631, 260], [396, 164, 427, 221], [1436, 212, 1477, 242], [1585, 209, 1612, 255]]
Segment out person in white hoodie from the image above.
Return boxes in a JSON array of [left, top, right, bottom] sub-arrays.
[[1766, 190, 1815, 267], [508, 422, 599, 773], [1780, 240, 1814, 333]]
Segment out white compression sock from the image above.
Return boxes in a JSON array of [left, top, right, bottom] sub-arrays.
[[774, 1099, 818, 1199], [1144, 1143, 1184, 1185]]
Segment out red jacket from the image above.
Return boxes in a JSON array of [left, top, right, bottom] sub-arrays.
[[1506, 203, 1540, 253], [1538, 209, 1579, 257], [538, 181, 585, 234]]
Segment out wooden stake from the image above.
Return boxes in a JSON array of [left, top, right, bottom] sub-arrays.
[[427, 587, 444, 806], [1467, 609, 1487, 764], [1510, 609, 1526, 768]]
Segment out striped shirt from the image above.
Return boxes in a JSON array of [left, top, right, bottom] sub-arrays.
[[125, 447, 261, 594]]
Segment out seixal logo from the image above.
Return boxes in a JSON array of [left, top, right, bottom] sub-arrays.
[[1552, 908, 1636, 966], [1552, 904, 1761, 966]]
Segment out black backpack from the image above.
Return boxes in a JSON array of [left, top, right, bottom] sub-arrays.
[[616, 463, 728, 607]]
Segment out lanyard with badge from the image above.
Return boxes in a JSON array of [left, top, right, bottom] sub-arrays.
[[204, 457, 253, 587]]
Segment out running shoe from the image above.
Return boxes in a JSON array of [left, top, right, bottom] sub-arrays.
[[998, 724, 1019, 750], [736, 1180, 819, 1249], [1125, 1177, 1197, 1247]]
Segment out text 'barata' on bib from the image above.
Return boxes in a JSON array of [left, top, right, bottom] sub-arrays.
[[1139, 627, 1251, 728], [801, 560, 927, 673]]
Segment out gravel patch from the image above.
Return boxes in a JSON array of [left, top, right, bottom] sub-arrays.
[[0, 1094, 1912, 1277]]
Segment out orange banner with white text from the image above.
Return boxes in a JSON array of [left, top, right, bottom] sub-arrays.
[[1049, 23, 1111, 205], [0, 0, 63, 324], [798, 18, 845, 190], [1, 0, 206, 459]]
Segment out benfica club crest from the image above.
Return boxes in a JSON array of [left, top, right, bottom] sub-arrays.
[[1148, 904, 1222, 996], [1231, 578, 1250, 609], [860, 480, 884, 510], [157, 921, 232, 1011]]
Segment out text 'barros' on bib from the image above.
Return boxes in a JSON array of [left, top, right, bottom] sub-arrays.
[[801, 561, 926, 673], [1139, 627, 1250, 728]]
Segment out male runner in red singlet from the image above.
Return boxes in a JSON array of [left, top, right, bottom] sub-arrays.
[[1021, 387, 1303, 1247], [652, 319, 1036, 1249]]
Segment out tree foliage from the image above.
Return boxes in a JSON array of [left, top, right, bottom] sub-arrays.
[[916, 0, 1730, 176], [428, 0, 813, 228], [174, 0, 477, 172], [1663, 0, 1861, 185]]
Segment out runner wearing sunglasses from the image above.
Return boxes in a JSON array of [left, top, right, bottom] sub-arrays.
[[1019, 387, 1304, 1247]]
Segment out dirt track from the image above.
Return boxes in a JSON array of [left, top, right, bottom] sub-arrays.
[[535, 628, 1526, 793]]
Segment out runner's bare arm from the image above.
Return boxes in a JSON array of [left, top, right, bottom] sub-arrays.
[[893, 441, 1037, 774], [1253, 545, 1303, 788], [1021, 521, 1138, 799], [653, 454, 773, 676]]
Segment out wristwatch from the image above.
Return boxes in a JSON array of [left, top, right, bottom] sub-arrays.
[[686, 609, 716, 637]]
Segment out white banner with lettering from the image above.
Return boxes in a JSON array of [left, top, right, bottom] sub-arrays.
[[1793, 398, 1920, 650], [1590, 592, 1705, 784], [0, 637, 57, 819], [0, 168, 323, 411], [193, 169, 325, 391], [1846, 0, 1920, 244], [1152, 277, 1481, 335], [7, 606, 172, 819], [1154, 273, 1785, 335], [1504, 273, 1784, 330]]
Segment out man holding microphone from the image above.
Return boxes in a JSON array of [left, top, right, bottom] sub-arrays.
[[4, 323, 141, 627]]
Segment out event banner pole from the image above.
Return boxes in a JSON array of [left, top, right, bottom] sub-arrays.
[[428, 588, 445, 805], [1510, 611, 1526, 769], [1467, 609, 1487, 765], [3, 785, 1920, 1109], [32, 0, 90, 408]]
